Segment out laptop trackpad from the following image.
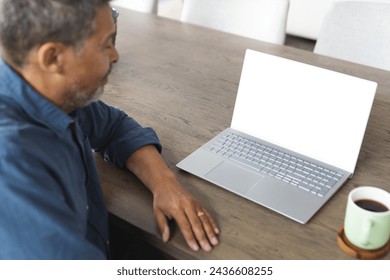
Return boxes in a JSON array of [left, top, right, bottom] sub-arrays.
[[206, 161, 264, 194]]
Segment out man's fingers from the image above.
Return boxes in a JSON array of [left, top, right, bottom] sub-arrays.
[[153, 189, 219, 252], [199, 210, 219, 246], [155, 209, 170, 243], [187, 209, 219, 252], [173, 212, 201, 251]]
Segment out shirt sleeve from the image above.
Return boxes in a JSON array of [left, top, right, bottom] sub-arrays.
[[74, 101, 162, 168]]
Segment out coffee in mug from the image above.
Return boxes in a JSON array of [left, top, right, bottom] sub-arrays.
[[344, 186, 390, 250], [354, 199, 388, 213]]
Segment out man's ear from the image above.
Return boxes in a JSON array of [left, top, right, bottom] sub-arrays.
[[36, 42, 69, 74]]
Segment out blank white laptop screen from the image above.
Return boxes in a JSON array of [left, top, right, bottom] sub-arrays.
[[232, 50, 377, 174]]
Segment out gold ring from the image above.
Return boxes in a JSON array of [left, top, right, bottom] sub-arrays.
[[197, 211, 205, 217]]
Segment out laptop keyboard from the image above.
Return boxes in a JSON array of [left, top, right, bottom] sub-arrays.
[[204, 132, 343, 197]]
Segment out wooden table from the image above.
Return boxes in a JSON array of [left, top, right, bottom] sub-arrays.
[[97, 6, 390, 259]]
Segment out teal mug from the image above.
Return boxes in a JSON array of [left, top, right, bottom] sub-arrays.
[[344, 186, 390, 250]]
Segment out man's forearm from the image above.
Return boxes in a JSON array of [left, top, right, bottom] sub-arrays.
[[125, 145, 176, 194]]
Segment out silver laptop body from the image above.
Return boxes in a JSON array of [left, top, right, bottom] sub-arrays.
[[177, 49, 377, 224]]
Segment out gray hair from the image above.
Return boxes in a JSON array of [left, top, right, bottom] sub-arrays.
[[0, 0, 111, 67]]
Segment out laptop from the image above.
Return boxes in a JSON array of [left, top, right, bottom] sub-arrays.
[[177, 49, 377, 224]]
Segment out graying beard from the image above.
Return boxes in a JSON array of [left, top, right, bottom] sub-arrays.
[[63, 86, 104, 112]]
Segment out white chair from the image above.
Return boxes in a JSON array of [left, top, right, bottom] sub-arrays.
[[314, 1, 390, 71], [180, 0, 290, 45], [111, 0, 158, 14]]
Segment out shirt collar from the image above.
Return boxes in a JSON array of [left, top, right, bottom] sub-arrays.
[[0, 59, 74, 136]]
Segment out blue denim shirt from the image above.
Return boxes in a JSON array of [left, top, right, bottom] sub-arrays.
[[0, 60, 161, 259]]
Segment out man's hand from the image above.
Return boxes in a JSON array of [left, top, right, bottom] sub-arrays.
[[126, 145, 220, 252], [152, 172, 219, 251]]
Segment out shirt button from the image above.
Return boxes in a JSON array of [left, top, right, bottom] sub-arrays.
[[86, 205, 89, 211]]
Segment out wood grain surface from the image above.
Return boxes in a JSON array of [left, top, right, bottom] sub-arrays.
[[97, 7, 390, 259]]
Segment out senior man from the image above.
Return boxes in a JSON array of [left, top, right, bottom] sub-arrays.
[[0, 0, 219, 259]]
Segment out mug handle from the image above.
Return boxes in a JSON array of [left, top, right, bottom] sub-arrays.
[[361, 219, 373, 246]]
